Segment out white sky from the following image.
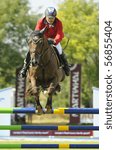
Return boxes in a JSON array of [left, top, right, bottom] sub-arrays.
[[28, 0, 64, 14], [28, 0, 98, 14]]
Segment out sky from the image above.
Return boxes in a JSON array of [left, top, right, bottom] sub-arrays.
[[28, 0, 98, 14], [28, 0, 64, 14]]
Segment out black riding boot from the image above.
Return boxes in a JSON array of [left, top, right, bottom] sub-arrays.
[[20, 52, 30, 77], [60, 53, 70, 76]]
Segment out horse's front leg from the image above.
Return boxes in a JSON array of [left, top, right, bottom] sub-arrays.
[[45, 94, 53, 113], [30, 77, 44, 114], [45, 81, 57, 113], [34, 93, 44, 115]]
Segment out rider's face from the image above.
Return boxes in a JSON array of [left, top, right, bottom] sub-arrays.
[[46, 16, 55, 25]]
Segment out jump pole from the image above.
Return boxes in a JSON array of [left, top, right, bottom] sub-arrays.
[[0, 107, 99, 114], [0, 125, 99, 131], [0, 144, 99, 149]]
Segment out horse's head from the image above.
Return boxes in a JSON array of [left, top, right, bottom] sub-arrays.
[[28, 27, 48, 66]]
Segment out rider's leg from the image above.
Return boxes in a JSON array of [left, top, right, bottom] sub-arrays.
[[20, 51, 30, 77], [56, 43, 70, 76]]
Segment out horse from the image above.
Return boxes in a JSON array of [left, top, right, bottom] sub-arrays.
[[26, 27, 65, 114]]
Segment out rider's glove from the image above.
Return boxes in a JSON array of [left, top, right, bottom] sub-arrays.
[[48, 38, 55, 45]]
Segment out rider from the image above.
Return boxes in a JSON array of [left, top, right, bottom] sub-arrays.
[[20, 7, 70, 77]]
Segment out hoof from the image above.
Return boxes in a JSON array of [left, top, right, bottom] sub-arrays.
[[36, 105, 44, 115], [45, 105, 53, 114]]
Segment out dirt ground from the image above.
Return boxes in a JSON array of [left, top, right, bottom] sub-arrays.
[[26, 114, 69, 125]]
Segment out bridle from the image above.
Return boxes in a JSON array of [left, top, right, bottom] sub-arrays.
[[29, 35, 53, 68]]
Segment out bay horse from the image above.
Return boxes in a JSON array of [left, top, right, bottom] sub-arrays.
[[26, 27, 65, 114]]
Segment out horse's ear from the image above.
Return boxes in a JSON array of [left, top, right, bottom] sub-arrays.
[[39, 27, 48, 35]]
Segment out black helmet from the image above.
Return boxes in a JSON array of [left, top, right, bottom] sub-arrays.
[[45, 7, 57, 17]]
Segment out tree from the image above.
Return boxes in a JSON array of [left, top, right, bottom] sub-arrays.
[[0, 43, 23, 88], [58, 0, 99, 106], [0, 0, 40, 88]]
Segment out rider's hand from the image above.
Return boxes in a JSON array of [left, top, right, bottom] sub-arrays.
[[48, 38, 55, 45]]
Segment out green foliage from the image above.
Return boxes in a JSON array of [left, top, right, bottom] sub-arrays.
[[57, 0, 99, 106], [0, 0, 38, 51], [0, 0, 39, 88], [53, 77, 70, 108], [0, 42, 23, 88]]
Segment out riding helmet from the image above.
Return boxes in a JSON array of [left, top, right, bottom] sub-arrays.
[[45, 7, 57, 17]]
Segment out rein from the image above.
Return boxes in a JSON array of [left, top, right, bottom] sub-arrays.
[[30, 37, 54, 68]]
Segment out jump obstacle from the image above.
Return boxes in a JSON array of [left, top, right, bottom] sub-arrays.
[[0, 144, 99, 149], [0, 125, 99, 130], [0, 107, 99, 114], [0, 107, 99, 149]]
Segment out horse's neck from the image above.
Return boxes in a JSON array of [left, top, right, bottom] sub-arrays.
[[42, 43, 53, 61]]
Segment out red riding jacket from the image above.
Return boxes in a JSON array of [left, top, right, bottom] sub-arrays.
[[35, 17, 64, 45]]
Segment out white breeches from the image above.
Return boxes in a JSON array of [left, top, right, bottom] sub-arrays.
[[56, 43, 62, 55]]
